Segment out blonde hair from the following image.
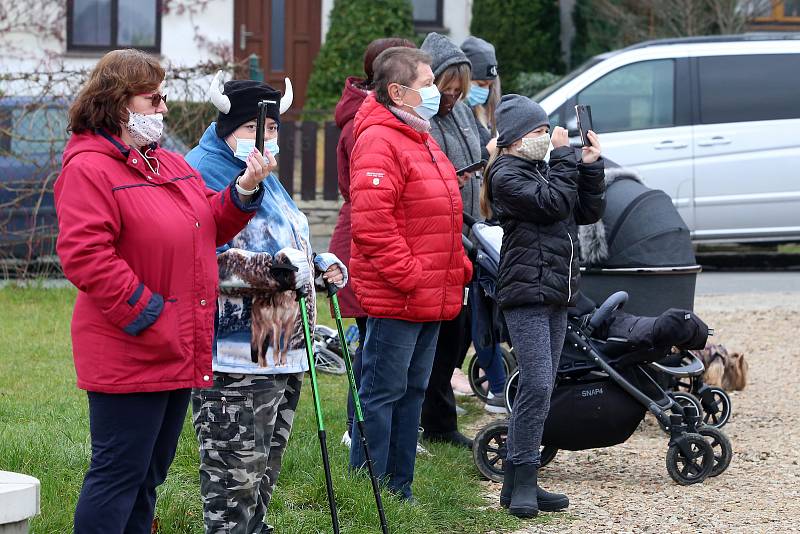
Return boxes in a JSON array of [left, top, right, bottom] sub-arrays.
[[436, 63, 472, 99], [479, 146, 509, 219], [473, 76, 501, 135]]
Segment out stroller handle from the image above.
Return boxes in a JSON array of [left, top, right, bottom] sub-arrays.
[[588, 291, 629, 333]]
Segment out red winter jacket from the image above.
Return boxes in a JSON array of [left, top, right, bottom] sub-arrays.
[[55, 130, 260, 394], [349, 94, 472, 322], [328, 76, 368, 318]]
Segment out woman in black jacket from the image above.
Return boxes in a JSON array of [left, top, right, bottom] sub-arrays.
[[481, 94, 605, 518]]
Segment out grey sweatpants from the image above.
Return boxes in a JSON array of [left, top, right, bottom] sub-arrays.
[[503, 304, 567, 466]]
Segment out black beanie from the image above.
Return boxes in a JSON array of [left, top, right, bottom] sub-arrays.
[[215, 80, 281, 139]]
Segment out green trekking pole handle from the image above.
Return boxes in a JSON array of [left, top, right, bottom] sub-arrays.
[[297, 287, 340, 534], [326, 283, 389, 534]]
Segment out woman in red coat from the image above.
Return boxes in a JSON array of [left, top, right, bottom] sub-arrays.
[[55, 49, 271, 534], [347, 46, 472, 501], [330, 36, 415, 448]]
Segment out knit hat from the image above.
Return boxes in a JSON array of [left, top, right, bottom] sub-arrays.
[[206, 71, 294, 139], [421, 32, 471, 78], [460, 36, 498, 80], [495, 94, 550, 147]]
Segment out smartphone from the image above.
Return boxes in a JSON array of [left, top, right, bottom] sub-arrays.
[[456, 160, 486, 176], [255, 99, 278, 153], [575, 104, 594, 147]]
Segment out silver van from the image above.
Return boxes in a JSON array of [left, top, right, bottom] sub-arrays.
[[537, 34, 800, 244]]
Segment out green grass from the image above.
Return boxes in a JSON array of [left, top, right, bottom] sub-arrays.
[[0, 286, 545, 533]]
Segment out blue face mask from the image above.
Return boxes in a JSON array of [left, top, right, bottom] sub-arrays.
[[233, 136, 279, 162], [402, 84, 441, 121], [467, 83, 490, 107]]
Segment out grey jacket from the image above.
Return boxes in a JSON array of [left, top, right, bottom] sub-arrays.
[[430, 100, 483, 225]]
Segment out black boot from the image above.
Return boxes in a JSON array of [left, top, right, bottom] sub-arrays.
[[508, 463, 538, 518], [500, 460, 515, 508], [423, 430, 473, 450], [537, 486, 569, 512]]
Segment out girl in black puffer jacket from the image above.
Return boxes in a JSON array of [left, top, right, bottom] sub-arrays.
[[481, 94, 605, 518]]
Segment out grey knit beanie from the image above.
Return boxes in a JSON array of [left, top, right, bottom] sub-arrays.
[[460, 36, 498, 80], [421, 32, 471, 78], [495, 94, 550, 147]]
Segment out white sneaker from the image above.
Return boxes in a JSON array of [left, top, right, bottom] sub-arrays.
[[341, 430, 352, 449], [416, 441, 432, 457], [484, 391, 509, 414]]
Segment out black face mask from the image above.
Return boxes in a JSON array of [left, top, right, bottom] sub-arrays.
[[437, 93, 458, 117]]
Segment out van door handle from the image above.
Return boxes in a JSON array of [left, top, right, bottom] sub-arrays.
[[654, 140, 688, 150], [698, 136, 731, 147]]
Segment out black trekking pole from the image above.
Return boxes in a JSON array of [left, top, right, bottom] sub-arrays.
[[325, 283, 389, 534], [272, 263, 340, 534]]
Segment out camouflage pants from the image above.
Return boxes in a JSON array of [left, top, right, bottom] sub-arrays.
[[192, 372, 303, 534]]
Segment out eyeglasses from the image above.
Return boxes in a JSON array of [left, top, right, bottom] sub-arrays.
[[137, 92, 168, 107]]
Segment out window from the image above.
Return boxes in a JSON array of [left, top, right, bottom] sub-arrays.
[[576, 60, 675, 133], [270, 0, 286, 72], [753, 0, 800, 19], [67, 0, 160, 52], [411, 0, 443, 29], [698, 54, 800, 124]]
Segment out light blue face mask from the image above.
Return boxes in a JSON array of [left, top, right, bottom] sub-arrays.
[[402, 84, 441, 121], [467, 83, 490, 107], [233, 136, 279, 162]]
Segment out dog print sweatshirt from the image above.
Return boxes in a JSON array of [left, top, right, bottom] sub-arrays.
[[186, 123, 313, 375]]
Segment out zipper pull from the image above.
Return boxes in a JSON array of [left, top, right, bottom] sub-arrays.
[[221, 396, 227, 415]]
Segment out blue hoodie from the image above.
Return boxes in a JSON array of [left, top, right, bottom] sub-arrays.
[[186, 123, 312, 375]]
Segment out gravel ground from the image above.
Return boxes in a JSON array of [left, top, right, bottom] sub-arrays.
[[472, 292, 800, 534]]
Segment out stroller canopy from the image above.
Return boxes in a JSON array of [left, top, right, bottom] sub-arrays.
[[587, 165, 696, 268]]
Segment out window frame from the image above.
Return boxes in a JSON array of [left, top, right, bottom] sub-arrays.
[[411, 0, 444, 30], [574, 58, 679, 134], [752, 0, 800, 21], [66, 0, 162, 53]]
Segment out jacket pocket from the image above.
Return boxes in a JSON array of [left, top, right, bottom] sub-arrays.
[[194, 391, 256, 451], [126, 298, 183, 363]]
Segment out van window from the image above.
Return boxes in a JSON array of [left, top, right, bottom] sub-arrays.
[[576, 59, 674, 133], [698, 54, 800, 124]]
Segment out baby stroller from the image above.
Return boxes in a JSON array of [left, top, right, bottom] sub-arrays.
[[464, 220, 732, 486]]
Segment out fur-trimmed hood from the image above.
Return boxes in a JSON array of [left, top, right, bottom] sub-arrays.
[[578, 166, 644, 266]]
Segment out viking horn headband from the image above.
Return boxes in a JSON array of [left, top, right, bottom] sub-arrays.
[[207, 71, 293, 114]]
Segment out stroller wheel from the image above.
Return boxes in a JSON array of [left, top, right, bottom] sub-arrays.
[[697, 425, 733, 477], [313, 344, 347, 375], [666, 433, 715, 485], [468, 347, 516, 403], [473, 420, 509, 483], [504, 370, 519, 413], [670, 392, 704, 420], [700, 387, 732, 429]]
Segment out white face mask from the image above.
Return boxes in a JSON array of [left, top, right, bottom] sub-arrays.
[[232, 136, 279, 162], [125, 109, 164, 146], [517, 133, 551, 161]]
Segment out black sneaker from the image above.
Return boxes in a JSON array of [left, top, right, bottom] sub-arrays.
[[423, 430, 473, 450]]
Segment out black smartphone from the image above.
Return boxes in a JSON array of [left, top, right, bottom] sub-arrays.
[[255, 99, 278, 153], [456, 160, 486, 176], [575, 104, 594, 147]]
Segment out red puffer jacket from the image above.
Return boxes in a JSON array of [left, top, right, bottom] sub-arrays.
[[328, 76, 368, 318], [349, 94, 472, 322], [55, 130, 260, 394]]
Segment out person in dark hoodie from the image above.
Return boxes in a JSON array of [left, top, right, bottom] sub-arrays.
[[185, 74, 347, 533], [418, 32, 482, 449], [329, 37, 416, 450], [461, 36, 502, 161], [481, 95, 605, 518]]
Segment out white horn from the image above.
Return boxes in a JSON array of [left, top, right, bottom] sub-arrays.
[[280, 78, 294, 114], [207, 70, 231, 114]]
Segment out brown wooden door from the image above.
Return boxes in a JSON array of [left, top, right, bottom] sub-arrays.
[[234, 0, 321, 111]]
